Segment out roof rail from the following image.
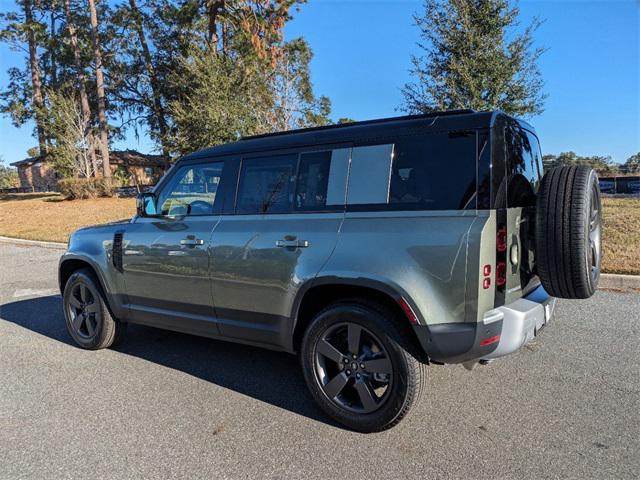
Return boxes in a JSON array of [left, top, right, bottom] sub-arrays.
[[240, 109, 476, 141]]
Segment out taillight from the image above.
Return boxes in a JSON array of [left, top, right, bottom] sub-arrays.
[[496, 227, 507, 252], [482, 264, 491, 289], [495, 224, 507, 293], [496, 261, 507, 286]]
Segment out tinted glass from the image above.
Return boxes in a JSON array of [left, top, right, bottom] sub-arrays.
[[157, 162, 223, 216], [526, 131, 543, 178], [505, 123, 540, 207], [295, 151, 331, 209], [477, 130, 491, 209], [236, 155, 297, 214], [389, 132, 476, 210]]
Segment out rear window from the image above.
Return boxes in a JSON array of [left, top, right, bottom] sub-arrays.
[[389, 132, 477, 210]]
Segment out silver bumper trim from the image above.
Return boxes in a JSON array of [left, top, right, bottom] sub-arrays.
[[481, 285, 557, 360]]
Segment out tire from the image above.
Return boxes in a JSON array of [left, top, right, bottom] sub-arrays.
[[300, 300, 425, 433], [62, 268, 127, 349], [536, 166, 602, 299]]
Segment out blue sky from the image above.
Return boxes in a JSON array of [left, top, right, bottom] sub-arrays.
[[1, 0, 638, 164]]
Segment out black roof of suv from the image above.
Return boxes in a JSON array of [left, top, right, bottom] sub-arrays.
[[183, 109, 523, 161]]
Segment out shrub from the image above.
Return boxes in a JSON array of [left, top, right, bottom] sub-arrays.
[[95, 178, 116, 197], [113, 165, 132, 187], [58, 177, 116, 200]]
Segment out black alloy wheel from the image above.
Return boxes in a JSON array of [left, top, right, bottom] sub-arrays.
[[63, 268, 126, 350], [314, 322, 393, 414], [67, 282, 101, 340], [301, 300, 424, 433]]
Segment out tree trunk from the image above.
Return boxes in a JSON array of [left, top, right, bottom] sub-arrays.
[[128, 0, 170, 168], [87, 0, 111, 177], [23, 0, 47, 157], [207, 0, 225, 50], [49, 5, 57, 87], [221, 17, 228, 56], [64, 0, 98, 176]]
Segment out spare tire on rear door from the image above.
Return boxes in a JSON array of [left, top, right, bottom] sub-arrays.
[[536, 166, 602, 299]]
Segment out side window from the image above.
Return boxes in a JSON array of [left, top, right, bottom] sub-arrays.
[[295, 149, 350, 209], [236, 154, 297, 214], [157, 162, 223, 216], [295, 151, 331, 209], [389, 132, 476, 209]]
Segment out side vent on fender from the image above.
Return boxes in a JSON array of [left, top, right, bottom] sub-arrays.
[[112, 230, 124, 273]]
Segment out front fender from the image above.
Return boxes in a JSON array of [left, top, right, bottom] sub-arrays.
[[59, 225, 129, 319]]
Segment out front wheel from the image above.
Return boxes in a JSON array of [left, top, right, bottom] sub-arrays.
[[63, 268, 126, 350], [300, 301, 425, 432]]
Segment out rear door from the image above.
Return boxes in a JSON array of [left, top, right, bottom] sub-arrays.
[[209, 148, 350, 347]]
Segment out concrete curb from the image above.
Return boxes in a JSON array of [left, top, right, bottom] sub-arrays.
[[599, 273, 640, 290], [0, 236, 66, 250]]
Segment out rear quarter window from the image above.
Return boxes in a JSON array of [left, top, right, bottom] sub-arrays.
[[389, 131, 477, 210]]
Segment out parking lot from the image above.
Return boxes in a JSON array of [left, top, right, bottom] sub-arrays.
[[1, 241, 638, 479]]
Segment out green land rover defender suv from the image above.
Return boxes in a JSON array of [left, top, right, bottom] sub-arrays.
[[59, 110, 602, 432]]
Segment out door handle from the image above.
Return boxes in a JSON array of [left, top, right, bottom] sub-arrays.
[[276, 238, 309, 248], [180, 237, 204, 247]]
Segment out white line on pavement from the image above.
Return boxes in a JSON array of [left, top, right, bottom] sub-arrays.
[[12, 288, 60, 298]]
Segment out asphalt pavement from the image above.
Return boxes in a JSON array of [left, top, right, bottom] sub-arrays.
[[0, 241, 638, 479]]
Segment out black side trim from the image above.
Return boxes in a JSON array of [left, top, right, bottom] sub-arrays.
[[215, 307, 288, 347], [413, 320, 502, 364], [112, 230, 124, 273]]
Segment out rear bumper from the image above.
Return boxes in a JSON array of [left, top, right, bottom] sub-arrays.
[[413, 285, 556, 364], [480, 285, 556, 360]]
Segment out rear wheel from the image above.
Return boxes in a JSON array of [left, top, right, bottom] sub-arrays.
[[536, 166, 602, 298], [63, 268, 126, 349], [300, 300, 424, 432]]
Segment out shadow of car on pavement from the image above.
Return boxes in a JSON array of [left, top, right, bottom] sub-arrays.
[[0, 294, 337, 427]]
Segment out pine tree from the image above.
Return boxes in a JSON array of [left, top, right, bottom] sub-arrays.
[[402, 0, 546, 117], [87, 0, 110, 177], [0, 0, 48, 155], [128, 0, 169, 163], [63, 0, 98, 175], [3, 0, 332, 161]]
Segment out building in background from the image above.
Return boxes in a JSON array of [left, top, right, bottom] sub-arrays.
[[10, 150, 168, 192]]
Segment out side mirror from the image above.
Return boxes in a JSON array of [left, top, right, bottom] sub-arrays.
[[136, 192, 157, 217]]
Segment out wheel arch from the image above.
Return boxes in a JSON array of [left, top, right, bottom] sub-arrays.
[[290, 276, 425, 354], [58, 255, 124, 320]]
